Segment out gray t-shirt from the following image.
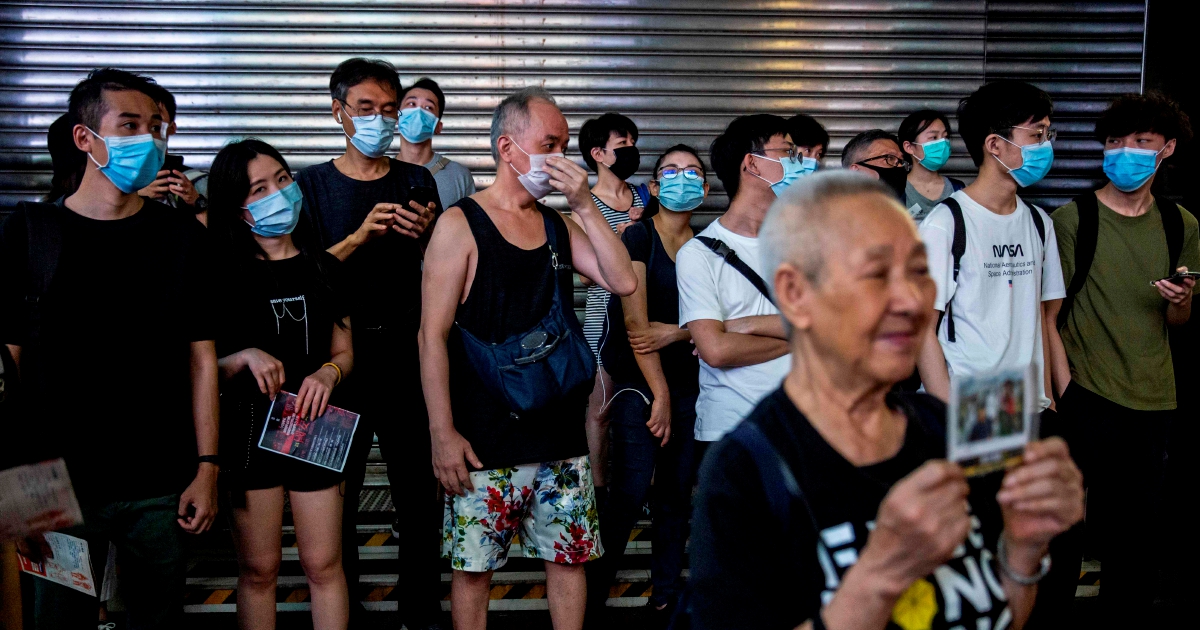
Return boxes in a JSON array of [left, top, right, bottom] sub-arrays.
[[425, 152, 476, 210], [905, 177, 955, 223]]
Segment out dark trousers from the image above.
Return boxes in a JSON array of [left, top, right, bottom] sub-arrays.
[[587, 388, 699, 614], [31, 494, 185, 630], [342, 326, 442, 628], [1031, 382, 1171, 628]]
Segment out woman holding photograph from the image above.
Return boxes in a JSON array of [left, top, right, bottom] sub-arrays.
[[210, 139, 353, 630]]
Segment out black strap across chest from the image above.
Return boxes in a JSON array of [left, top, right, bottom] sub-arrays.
[[694, 236, 773, 303]]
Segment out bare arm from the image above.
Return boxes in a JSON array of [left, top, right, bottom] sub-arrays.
[[544, 156, 637, 296], [724, 315, 787, 340], [916, 309, 950, 401], [5, 345, 19, 371], [688, 319, 788, 369], [327, 317, 354, 379], [1043, 299, 1068, 401], [567, 210, 597, 288], [418, 208, 483, 495], [178, 340, 219, 534], [327, 203, 401, 262]]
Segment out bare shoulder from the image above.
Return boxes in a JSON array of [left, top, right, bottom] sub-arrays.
[[428, 206, 473, 250]]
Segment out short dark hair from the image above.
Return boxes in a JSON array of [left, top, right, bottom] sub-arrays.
[[404, 77, 446, 118], [68, 68, 163, 131], [841, 129, 901, 167], [152, 84, 177, 121], [787, 114, 829, 150], [330, 58, 401, 103], [653, 143, 708, 179], [898, 109, 951, 146], [957, 80, 1054, 166], [44, 113, 86, 202], [710, 114, 790, 199], [579, 113, 639, 171], [1094, 91, 1193, 145]]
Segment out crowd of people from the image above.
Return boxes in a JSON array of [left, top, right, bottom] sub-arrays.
[[0, 57, 1193, 630]]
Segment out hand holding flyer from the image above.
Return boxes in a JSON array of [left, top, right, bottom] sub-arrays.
[[947, 364, 1038, 476], [0, 458, 83, 542], [17, 531, 97, 596], [258, 391, 360, 473]]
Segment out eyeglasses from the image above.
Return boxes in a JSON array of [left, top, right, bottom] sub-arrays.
[[1010, 125, 1058, 143], [754, 145, 799, 161], [856, 154, 910, 169], [339, 99, 398, 118], [659, 167, 704, 180]]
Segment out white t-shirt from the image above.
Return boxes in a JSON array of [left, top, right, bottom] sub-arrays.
[[919, 191, 1066, 409], [677, 218, 791, 441]]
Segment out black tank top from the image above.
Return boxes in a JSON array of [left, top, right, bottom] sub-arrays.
[[448, 197, 590, 469]]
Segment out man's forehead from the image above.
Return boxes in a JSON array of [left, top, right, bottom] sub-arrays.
[[103, 88, 161, 118], [404, 88, 437, 103], [829, 194, 918, 250], [347, 80, 397, 102], [526, 100, 568, 137], [868, 138, 902, 156]]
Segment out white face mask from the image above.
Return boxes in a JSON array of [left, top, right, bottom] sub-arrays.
[[507, 137, 562, 199]]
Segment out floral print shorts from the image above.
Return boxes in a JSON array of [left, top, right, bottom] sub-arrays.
[[441, 455, 604, 572]]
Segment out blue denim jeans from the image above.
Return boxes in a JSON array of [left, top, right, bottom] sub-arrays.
[[589, 388, 698, 610], [31, 494, 186, 630]]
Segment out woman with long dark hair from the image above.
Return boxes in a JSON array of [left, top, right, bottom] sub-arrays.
[[209, 139, 353, 630], [898, 109, 965, 223]]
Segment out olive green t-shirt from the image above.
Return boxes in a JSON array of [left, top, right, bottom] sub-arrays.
[[1053, 198, 1200, 410]]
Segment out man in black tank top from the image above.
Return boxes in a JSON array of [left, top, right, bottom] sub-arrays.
[[419, 87, 636, 630]]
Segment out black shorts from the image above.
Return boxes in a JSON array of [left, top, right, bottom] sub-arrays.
[[235, 448, 343, 493]]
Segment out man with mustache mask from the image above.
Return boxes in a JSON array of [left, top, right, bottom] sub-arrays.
[[420, 87, 636, 630], [843, 128, 912, 203], [293, 57, 443, 630]]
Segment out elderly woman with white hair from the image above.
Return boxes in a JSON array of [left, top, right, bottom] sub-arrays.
[[686, 171, 1083, 630]]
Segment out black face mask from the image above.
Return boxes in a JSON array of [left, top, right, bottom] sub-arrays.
[[861, 163, 909, 200], [606, 146, 641, 181]]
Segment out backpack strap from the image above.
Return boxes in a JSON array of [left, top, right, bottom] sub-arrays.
[[20, 201, 64, 350], [1028, 203, 1046, 247], [426, 155, 452, 177], [1058, 191, 1100, 329], [694, 236, 773, 303], [938, 197, 966, 342], [1158, 196, 1184, 273]]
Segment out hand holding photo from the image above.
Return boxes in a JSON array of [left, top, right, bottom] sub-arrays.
[[258, 391, 360, 473], [947, 364, 1037, 476]]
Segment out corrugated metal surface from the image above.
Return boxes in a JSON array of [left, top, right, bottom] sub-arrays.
[[984, 1, 1148, 208], [1, 0, 993, 217]]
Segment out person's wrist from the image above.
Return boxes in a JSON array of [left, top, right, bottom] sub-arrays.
[[1001, 532, 1048, 576]]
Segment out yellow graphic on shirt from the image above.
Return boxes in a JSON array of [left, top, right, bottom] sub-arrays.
[[890, 578, 938, 630]]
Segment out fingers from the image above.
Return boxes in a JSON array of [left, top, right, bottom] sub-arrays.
[[296, 382, 313, 419], [316, 388, 331, 418], [454, 463, 473, 494], [190, 504, 214, 534], [464, 444, 484, 470], [254, 371, 269, 396], [905, 459, 967, 492], [661, 424, 672, 447]]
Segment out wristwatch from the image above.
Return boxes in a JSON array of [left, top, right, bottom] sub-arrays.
[[198, 455, 220, 466], [997, 536, 1051, 585]]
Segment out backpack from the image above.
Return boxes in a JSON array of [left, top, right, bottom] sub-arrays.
[[1054, 191, 1183, 329], [693, 237, 774, 304], [938, 196, 1047, 342]]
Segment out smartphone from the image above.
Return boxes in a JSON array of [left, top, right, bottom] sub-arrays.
[[163, 154, 185, 173], [407, 185, 438, 210], [1151, 271, 1200, 286]]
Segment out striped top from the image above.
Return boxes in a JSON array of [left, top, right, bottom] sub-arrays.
[[582, 183, 646, 359]]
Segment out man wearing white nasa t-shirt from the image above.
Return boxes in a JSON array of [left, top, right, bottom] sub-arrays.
[[917, 81, 1067, 411], [678, 114, 809, 444]]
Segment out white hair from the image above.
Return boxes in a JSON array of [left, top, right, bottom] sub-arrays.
[[490, 86, 558, 162]]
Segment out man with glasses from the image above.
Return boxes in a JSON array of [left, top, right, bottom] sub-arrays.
[[294, 57, 443, 630], [676, 114, 800, 449], [843, 129, 911, 202], [916, 81, 1066, 423]]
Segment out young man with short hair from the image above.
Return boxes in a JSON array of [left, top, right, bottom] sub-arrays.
[[396, 76, 476, 210], [676, 114, 804, 446], [1036, 92, 1199, 627], [916, 80, 1066, 412], [786, 113, 829, 162], [294, 57, 443, 630], [0, 68, 219, 629], [420, 87, 636, 630]]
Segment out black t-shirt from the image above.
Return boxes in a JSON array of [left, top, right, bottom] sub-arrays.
[[294, 159, 442, 331], [215, 251, 349, 475], [689, 388, 1010, 630], [0, 199, 216, 504], [602, 218, 698, 396]]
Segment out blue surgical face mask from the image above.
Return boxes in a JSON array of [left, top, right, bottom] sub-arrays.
[[397, 107, 439, 143], [244, 181, 303, 237], [753, 154, 811, 197], [917, 138, 951, 172], [657, 175, 706, 212], [86, 128, 166, 193], [340, 110, 397, 159], [995, 137, 1054, 188], [1103, 146, 1163, 192]]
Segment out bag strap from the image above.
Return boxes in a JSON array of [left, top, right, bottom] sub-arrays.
[[727, 420, 821, 535], [1028, 202, 1047, 247], [1058, 191, 1100, 329], [937, 197, 966, 342], [426, 155, 452, 177], [1158, 196, 1184, 272], [539, 205, 577, 317], [694, 236, 773, 303], [20, 201, 64, 350]]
